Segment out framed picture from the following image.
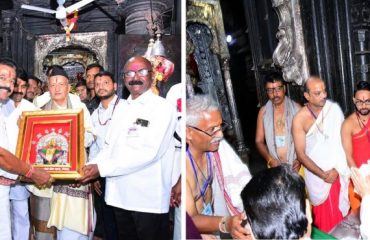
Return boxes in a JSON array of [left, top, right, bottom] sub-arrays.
[[16, 109, 85, 180]]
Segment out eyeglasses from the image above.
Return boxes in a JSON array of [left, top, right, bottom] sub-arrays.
[[354, 99, 370, 107], [123, 69, 152, 78], [266, 85, 284, 94], [187, 121, 230, 137], [0, 75, 15, 85]]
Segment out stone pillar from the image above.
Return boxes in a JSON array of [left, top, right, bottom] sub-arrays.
[[1, 13, 13, 57], [222, 58, 249, 162], [117, 0, 171, 35], [351, 0, 370, 83]]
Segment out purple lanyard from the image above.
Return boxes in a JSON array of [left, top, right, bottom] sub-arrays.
[[187, 149, 212, 198]]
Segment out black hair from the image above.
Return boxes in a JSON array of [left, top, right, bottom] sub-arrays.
[[94, 70, 115, 83], [16, 68, 28, 83], [241, 164, 308, 239], [75, 80, 87, 88], [264, 72, 285, 86], [354, 80, 370, 96], [28, 75, 42, 84], [46, 65, 65, 77], [0, 57, 17, 70], [86, 63, 104, 73]]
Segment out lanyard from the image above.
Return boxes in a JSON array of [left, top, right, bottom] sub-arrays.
[[187, 149, 212, 199]]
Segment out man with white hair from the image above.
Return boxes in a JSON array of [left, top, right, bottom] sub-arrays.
[[31, 65, 96, 240], [186, 94, 251, 239]]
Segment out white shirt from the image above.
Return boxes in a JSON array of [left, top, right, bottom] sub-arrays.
[[91, 90, 177, 213], [89, 95, 124, 162], [0, 99, 17, 179], [6, 99, 38, 200], [6, 99, 38, 153], [165, 83, 183, 186]]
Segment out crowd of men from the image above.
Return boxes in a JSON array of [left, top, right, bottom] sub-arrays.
[[186, 72, 370, 239], [1, 52, 370, 240], [0, 56, 182, 240]]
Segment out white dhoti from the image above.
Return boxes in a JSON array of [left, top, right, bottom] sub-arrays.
[[0, 185, 11, 240], [304, 100, 350, 216]]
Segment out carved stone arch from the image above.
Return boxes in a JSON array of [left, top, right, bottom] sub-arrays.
[[34, 32, 108, 82]]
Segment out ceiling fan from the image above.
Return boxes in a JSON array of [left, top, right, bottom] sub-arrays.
[[21, 0, 95, 27]]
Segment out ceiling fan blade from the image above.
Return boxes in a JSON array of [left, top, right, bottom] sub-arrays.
[[65, 0, 94, 14], [21, 4, 56, 14]]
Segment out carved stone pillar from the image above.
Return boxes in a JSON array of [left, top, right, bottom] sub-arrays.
[[351, 0, 370, 83], [187, 0, 249, 159], [117, 0, 171, 35], [222, 58, 249, 161], [271, 0, 310, 85], [1, 14, 13, 57]]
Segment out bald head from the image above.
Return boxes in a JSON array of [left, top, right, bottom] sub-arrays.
[[303, 76, 327, 107], [304, 76, 324, 93], [123, 56, 153, 99], [123, 56, 152, 72]]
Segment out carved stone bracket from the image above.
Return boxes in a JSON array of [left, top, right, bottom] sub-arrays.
[[271, 0, 310, 85], [34, 31, 108, 82]]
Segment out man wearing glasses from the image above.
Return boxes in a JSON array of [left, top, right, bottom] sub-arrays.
[[292, 76, 349, 232], [0, 58, 51, 240], [186, 94, 251, 239], [79, 56, 177, 240], [256, 72, 301, 170], [341, 80, 370, 215]]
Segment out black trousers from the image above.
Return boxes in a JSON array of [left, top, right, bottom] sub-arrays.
[[93, 178, 118, 240], [113, 207, 170, 240]]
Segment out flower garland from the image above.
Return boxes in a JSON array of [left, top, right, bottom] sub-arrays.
[[64, 10, 78, 42]]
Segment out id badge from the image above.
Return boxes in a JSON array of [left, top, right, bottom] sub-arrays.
[[201, 202, 213, 216], [127, 124, 139, 137], [275, 135, 286, 148]]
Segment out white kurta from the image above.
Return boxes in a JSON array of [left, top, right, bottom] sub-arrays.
[[29, 96, 96, 236], [91, 90, 177, 213], [0, 102, 12, 240], [6, 99, 37, 240], [165, 83, 183, 240], [7, 99, 37, 200]]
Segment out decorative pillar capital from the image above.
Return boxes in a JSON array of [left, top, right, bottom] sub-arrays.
[[116, 0, 172, 35]]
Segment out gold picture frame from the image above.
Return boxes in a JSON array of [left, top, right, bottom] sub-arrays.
[[16, 109, 85, 180]]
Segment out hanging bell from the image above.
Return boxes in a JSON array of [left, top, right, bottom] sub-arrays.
[[152, 34, 166, 57]]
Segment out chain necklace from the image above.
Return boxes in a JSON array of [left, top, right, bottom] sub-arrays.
[[97, 96, 120, 126], [355, 112, 370, 142]]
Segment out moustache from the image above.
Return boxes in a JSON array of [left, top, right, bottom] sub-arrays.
[[357, 109, 370, 116], [12, 91, 22, 95], [0, 86, 11, 92], [128, 80, 143, 86], [273, 97, 280, 101], [210, 137, 223, 144]]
